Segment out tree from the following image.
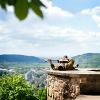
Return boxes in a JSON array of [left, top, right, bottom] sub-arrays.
[[0, 74, 47, 100], [0, 0, 46, 20], [0, 74, 38, 100], [34, 87, 47, 100], [37, 88, 47, 100]]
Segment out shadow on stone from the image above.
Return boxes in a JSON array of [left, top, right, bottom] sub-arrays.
[[80, 83, 100, 95]]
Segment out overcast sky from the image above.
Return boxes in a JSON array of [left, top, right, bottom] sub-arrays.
[[0, 0, 100, 57]]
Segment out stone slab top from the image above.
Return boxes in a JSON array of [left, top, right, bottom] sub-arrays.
[[47, 70, 100, 77], [76, 95, 100, 100]]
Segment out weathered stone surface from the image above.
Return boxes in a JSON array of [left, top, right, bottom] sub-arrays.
[[47, 74, 80, 100], [47, 70, 100, 100], [80, 76, 100, 95]]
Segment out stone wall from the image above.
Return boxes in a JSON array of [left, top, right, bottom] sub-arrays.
[[47, 74, 80, 100], [80, 76, 100, 95], [47, 70, 100, 100]]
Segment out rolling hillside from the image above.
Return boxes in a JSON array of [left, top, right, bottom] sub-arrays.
[[0, 53, 100, 68], [0, 54, 45, 63], [73, 53, 100, 68]]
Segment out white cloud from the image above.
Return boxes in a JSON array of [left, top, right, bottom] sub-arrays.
[[80, 7, 100, 15], [44, 6, 74, 18], [92, 15, 100, 27], [0, 14, 100, 56], [80, 9, 91, 15], [80, 7, 100, 27], [41, 0, 74, 18], [92, 7, 100, 14], [0, 1, 100, 57], [7, 6, 14, 12]]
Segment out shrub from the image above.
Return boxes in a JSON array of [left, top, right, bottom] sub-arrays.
[[35, 88, 47, 100], [0, 74, 38, 100]]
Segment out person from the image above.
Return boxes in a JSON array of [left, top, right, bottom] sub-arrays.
[[48, 55, 77, 70]]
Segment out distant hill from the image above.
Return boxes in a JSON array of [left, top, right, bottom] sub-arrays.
[[0, 53, 100, 68], [0, 54, 45, 63], [73, 53, 100, 68]]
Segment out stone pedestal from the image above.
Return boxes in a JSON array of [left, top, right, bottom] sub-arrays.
[[80, 76, 100, 95], [47, 70, 100, 100], [47, 71, 80, 100]]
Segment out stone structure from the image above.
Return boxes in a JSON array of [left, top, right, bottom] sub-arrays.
[[80, 75, 100, 95], [47, 70, 100, 100]]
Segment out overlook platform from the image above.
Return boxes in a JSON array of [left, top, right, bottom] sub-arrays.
[[47, 70, 100, 100]]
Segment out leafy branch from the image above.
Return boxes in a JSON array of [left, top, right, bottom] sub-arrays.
[[0, 0, 46, 20]]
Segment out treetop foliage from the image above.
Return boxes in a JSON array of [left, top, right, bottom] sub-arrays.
[[0, 74, 38, 100], [0, 74, 47, 100], [0, 0, 46, 20]]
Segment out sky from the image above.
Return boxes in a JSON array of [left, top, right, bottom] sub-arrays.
[[0, 0, 100, 57]]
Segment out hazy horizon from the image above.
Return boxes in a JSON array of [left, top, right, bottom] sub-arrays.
[[0, 52, 100, 58]]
